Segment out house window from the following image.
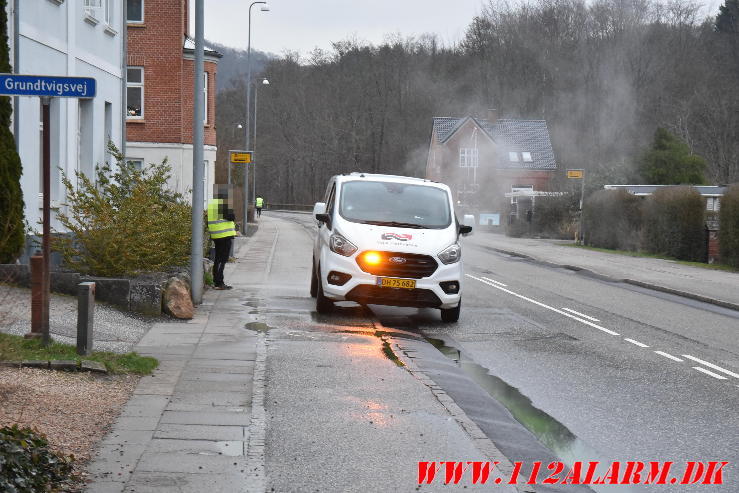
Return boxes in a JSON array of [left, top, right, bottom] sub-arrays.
[[509, 151, 519, 162], [126, 67, 144, 118], [706, 197, 721, 212], [126, 159, 143, 171], [127, 0, 143, 23], [104, 0, 113, 25], [521, 152, 533, 163], [459, 148, 478, 168], [511, 185, 533, 204], [203, 72, 208, 124]]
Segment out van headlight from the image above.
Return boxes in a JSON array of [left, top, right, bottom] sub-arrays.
[[330, 233, 358, 257], [438, 243, 461, 264]]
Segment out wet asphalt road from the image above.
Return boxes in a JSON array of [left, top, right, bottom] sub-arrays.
[[264, 211, 739, 492]]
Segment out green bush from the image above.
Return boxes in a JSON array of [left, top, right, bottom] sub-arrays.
[[0, 425, 75, 493], [0, 0, 25, 264], [583, 189, 643, 250], [531, 194, 578, 239], [643, 187, 706, 262], [54, 144, 193, 277], [719, 184, 739, 268]]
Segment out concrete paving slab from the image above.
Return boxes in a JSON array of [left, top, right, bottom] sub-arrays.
[[166, 391, 251, 408], [122, 471, 250, 493], [113, 416, 161, 431], [135, 451, 248, 474], [153, 424, 247, 441], [160, 411, 251, 426], [87, 444, 147, 483], [100, 430, 154, 446], [145, 438, 244, 456]]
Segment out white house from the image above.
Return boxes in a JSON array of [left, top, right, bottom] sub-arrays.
[[7, 0, 125, 241]]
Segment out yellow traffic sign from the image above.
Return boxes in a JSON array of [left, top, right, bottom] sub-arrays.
[[567, 169, 584, 179], [230, 151, 252, 164]]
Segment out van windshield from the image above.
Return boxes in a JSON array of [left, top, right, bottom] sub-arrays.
[[339, 180, 452, 229]]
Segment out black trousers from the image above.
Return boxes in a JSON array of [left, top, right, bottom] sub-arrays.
[[256, 207, 262, 217], [212, 236, 233, 286]]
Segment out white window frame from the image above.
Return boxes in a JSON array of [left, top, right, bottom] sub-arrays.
[[126, 0, 144, 23], [459, 147, 478, 168], [203, 72, 208, 125], [126, 66, 144, 119], [521, 151, 533, 163], [508, 151, 520, 163], [104, 0, 113, 25], [126, 158, 144, 171]]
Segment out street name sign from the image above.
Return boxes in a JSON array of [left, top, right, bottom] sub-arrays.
[[567, 169, 584, 179], [230, 150, 252, 164], [0, 74, 96, 98]]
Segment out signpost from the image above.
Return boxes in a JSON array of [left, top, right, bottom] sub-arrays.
[[229, 150, 252, 232], [567, 169, 586, 243], [0, 74, 96, 345]]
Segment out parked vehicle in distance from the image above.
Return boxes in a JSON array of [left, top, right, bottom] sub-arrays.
[[311, 173, 473, 322]]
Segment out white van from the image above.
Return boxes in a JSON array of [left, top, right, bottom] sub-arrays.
[[311, 173, 473, 322]]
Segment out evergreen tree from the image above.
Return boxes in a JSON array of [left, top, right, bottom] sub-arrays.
[[639, 128, 707, 185], [715, 0, 739, 33], [0, 0, 25, 263]]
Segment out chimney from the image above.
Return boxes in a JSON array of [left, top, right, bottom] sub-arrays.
[[487, 108, 498, 124]]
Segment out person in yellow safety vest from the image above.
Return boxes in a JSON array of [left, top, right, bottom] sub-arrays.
[[255, 196, 264, 218], [208, 185, 237, 290]]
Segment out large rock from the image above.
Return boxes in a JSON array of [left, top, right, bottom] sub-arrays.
[[162, 277, 194, 319]]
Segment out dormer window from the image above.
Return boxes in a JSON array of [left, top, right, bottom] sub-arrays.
[[522, 152, 533, 162], [508, 151, 519, 162]]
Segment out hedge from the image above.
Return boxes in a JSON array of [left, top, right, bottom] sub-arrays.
[[643, 187, 706, 262], [583, 189, 642, 251], [719, 184, 739, 268]]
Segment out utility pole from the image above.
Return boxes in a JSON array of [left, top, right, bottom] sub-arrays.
[[190, 0, 205, 304]]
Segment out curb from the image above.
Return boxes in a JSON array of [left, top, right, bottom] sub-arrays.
[[484, 246, 739, 312]]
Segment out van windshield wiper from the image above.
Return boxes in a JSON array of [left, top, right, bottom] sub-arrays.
[[360, 220, 427, 229]]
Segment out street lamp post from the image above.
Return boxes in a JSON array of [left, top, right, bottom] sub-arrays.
[[243, 1, 269, 229], [228, 123, 243, 185], [252, 78, 269, 204]]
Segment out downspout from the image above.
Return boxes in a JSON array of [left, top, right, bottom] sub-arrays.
[[120, 0, 127, 157]]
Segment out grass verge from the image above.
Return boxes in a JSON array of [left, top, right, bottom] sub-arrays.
[[563, 244, 738, 272], [0, 333, 158, 374]]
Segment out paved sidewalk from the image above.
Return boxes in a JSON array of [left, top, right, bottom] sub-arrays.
[[468, 233, 739, 310], [85, 235, 260, 492]]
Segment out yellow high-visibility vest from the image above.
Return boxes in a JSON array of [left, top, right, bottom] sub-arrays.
[[207, 199, 236, 239], [255, 197, 264, 208]]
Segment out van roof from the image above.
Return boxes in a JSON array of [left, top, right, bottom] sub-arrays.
[[338, 172, 439, 185]]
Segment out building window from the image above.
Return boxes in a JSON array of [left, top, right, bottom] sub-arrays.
[[104, 0, 113, 25], [706, 197, 721, 212], [509, 151, 519, 162], [126, 67, 144, 118], [126, 159, 143, 171], [203, 72, 208, 124], [521, 151, 533, 163], [511, 185, 533, 204], [127, 0, 143, 23], [459, 148, 478, 168]]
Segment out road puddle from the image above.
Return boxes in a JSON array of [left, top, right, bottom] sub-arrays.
[[427, 336, 632, 492], [245, 322, 274, 332]]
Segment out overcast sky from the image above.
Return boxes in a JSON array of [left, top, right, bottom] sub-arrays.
[[197, 0, 486, 56]]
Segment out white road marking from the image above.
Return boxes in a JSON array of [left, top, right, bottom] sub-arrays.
[[682, 355, 739, 379], [624, 338, 650, 348], [466, 274, 620, 336], [692, 366, 728, 380], [481, 276, 507, 287], [654, 351, 683, 362], [561, 308, 600, 322]]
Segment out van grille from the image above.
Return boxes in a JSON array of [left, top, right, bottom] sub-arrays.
[[346, 285, 442, 308], [356, 251, 438, 279]]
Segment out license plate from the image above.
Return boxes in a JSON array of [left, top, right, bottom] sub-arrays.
[[377, 277, 416, 289]]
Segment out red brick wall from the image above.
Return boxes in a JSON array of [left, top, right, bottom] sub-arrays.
[[126, 0, 217, 147]]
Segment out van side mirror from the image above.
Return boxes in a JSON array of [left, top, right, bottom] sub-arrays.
[[316, 213, 330, 224], [461, 214, 474, 236], [313, 202, 326, 220]]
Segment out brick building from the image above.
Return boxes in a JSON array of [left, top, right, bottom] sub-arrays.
[[426, 110, 557, 223], [125, 0, 221, 204]]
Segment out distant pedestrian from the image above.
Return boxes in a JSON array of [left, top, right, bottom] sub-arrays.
[[526, 209, 532, 223], [255, 196, 264, 217], [208, 185, 237, 290]]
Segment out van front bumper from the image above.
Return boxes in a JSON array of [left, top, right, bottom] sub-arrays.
[[320, 252, 462, 309]]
